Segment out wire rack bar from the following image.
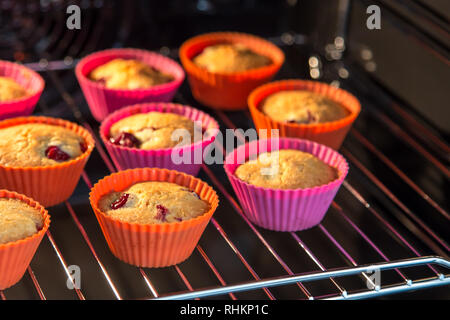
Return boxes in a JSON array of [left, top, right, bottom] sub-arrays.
[[26, 267, 46, 300], [152, 256, 450, 300], [350, 128, 450, 220], [45, 231, 85, 300], [331, 203, 409, 283], [342, 148, 449, 254], [196, 245, 237, 300], [341, 181, 441, 276]]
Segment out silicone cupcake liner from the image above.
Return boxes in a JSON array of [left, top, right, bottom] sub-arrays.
[[0, 60, 45, 120], [75, 48, 185, 121], [179, 32, 285, 110], [248, 79, 361, 150], [100, 103, 219, 176], [0, 117, 95, 207], [0, 189, 50, 290], [224, 138, 348, 231], [89, 168, 219, 267]]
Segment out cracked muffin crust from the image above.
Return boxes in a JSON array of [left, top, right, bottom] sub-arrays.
[[0, 123, 87, 167], [108, 111, 201, 149], [261, 90, 349, 124], [0, 198, 44, 244], [193, 43, 272, 73], [235, 149, 337, 189], [88, 58, 174, 90], [0, 76, 28, 102], [98, 181, 210, 224]]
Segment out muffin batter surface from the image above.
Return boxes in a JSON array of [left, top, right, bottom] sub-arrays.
[[193, 43, 272, 73], [0, 76, 28, 102], [261, 90, 349, 124], [0, 123, 86, 167], [98, 181, 210, 224], [89, 58, 174, 90], [109, 112, 201, 149], [235, 149, 337, 189], [0, 198, 44, 244]]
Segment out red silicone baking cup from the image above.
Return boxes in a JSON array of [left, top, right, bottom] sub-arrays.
[[224, 137, 348, 231], [0, 189, 50, 290], [100, 103, 220, 176], [0, 60, 44, 120], [75, 48, 185, 121], [248, 80, 361, 150], [179, 32, 285, 110], [0, 117, 95, 207], [89, 168, 219, 267]]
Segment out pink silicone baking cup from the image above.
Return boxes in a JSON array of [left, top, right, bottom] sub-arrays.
[[75, 48, 185, 121], [0, 60, 45, 120], [100, 103, 219, 176], [224, 138, 348, 231]]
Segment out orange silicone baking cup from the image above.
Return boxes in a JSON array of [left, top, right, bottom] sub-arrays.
[[0, 117, 95, 207], [248, 80, 361, 150], [0, 189, 50, 290], [89, 168, 219, 268], [179, 32, 285, 110]]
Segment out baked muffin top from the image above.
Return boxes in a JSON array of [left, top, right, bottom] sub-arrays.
[[109, 112, 201, 149], [193, 43, 272, 73], [0, 123, 86, 167], [88, 58, 174, 90], [235, 149, 337, 189], [261, 90, 349, 124], [0, 76, 28, 102], [98, 181, 210, 224], [0, 198, 44, 244]]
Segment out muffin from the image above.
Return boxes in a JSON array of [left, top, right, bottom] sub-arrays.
[[0, 76, 29, 102], [75, 48, 185, 121], [108, 112, 201, 150], [98, 181, 210, 224], [90, 167, 219, 267], [88, 58, 174, 90], [0, 189, 50, 290], [0, 117, 95, 207], [261, 90, 349, 124], [235, 149, 337, 190], [100, 103, 219, 176], [193, 43, 272, 73], [248, 80, 361, 150], [224, 138, 348, 231], [179, 32, 284, 110], [0, 197, 44, 244], [0, 60, 44, 121], [0, 123, 87, 167]]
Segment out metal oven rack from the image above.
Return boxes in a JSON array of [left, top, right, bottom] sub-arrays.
[[0, 0, 448, 300]]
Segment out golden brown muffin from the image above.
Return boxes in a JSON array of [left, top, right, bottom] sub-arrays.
[[0, 198, 44, 244], [235, 149, 337, 189], [109, 112, 202, 149], [98, 181, 210, 224], [0, 76, 28, 102], [261, 90, 349, 124], [88, 58, 174, 89], [193, 43, 272, 73], [0, 123, 86, 167]]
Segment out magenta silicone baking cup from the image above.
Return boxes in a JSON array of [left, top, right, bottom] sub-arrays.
[[0, 60, 44, 120], [100, 102, 220, 176], [75, 48, 185, 121], [224, 137, 349, 231]]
